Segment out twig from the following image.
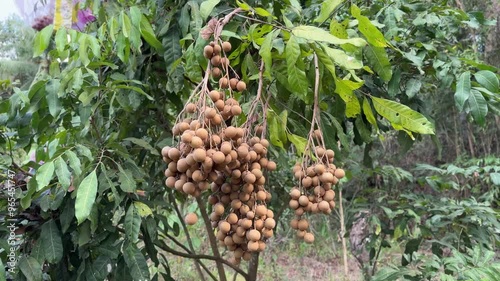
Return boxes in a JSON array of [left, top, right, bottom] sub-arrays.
[[339, 187, 349, 277], [170, 194, 207, 281], [371, 233, 386, 276], [195, 196, 228, 281]]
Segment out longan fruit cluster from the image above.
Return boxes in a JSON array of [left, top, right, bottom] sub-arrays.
[[203, 41, 247, 92], [208, 134, 277, 264], [162, 33, 277, 264], [288, 141, 345, 243]]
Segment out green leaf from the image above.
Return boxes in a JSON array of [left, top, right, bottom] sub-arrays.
[[323, 45, 363, 70], [65, 150, 82, 176], [79, 35, 90, 66], [40, 220, 63, 263], [139, 15, 163, 51], [54, 157, 71, 190], [118, 164, 136, 193], [371, 96, 435, 135], [36, 161, 55, 191], [75, 170, 98, 224], [121, 12, 132, 38], [371, 267, 401, 281], [33, 24, 54, 57], [124, 137, 160, 155], [363, 98, 378, 130], [474, 70, 499, 93], [468, 89, 488, 126], [351, 4, 387, 47], [287, 133, 307, 155], [365, 45, 392, 82], [124, 244, 150, 281], [315, 0, 342, 23], [490, 173, 500, 185], [455, 71, 471, 111], [287, 67, 309, 101], [18, 256, 42, 281], [200, 0, 220, 20], [46, 79, 61, 117], [254, 7, 272, 17], [268, 111, 285, 148], [55, 28, 67, 52], [125, 204, 142, 242], [259, 29, 279, 77], [405, 78, 421, 98], [292, 25, 366, 47], [134, 201, 153, 217], [334, 78, 362, 117]]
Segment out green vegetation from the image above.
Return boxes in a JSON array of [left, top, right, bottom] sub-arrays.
[[0, 0, 499, 280]]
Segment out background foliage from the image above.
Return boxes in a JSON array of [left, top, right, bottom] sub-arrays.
[[0, 0, 499, 280]]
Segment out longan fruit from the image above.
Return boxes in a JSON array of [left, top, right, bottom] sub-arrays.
[[318, 201, 330, 213], [185, 213, 198, 225], [212, 67, 222, 78], [167, 148, 181, 161], [320, 172, 334, 184], [219, 77, 229, 89], [255, 205, 267, 217], [334, 168, 345, 179], [290, 219, 299, 229], [203, 45, 214, 58], [247, 240, 259, 251], [298, 219, 309, 231], [222, 41, 232, 52], [264, 218, 276, 229], [244, 173, 256, 184], [192, 148, 206, 162], [267, 161, 277, 171], [186, 103, 196, 113], [190, 136, 204, 149], [211, 55, 221, 66], [220, 57, 230, 68], [289, 199, 299, 209], [219, 221, 231, 233], [229, 78, 239, 90], [297, 230, 306, 238], [231, 105, 242, 116], [246, 229, 261, 241], [209, 90, 221, 102], [225, 126, 237, 139], [213, 44, 221, 55], [254, 219, 264, 231], [314, 164, 326, 175], [165, 176, 176, 188], [304, 232, 315, 243], [212, 151, 226, 164], [323, 190, 335, 201], [214, 203, 225, 216], [182, 182, 196, 194], [236, 81, 246, 91], [298, 195, 309, 206]]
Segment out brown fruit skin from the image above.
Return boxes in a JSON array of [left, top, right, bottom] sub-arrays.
[[222, 41, 232, 52], [304, 232, 315, 243], [203, 45, 214, 58], [185, 213, 198, 225], [211, 55, 221, 66], [334, 168, 345, 179], [213, 44, 222, 55], [229, 78, 239, 90], [212, 67, 222, 78], [219, 77, 229, 89], [236, 81, 246, 92]]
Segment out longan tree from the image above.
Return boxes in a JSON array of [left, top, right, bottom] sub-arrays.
[[1, 0, 499, 281]]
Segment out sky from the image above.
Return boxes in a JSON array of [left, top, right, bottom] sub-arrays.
[[0, 0, 21, 21]]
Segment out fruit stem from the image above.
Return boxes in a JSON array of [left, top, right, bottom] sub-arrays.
[[195, 195, 228, 281], [170, 194, 207, 281]]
